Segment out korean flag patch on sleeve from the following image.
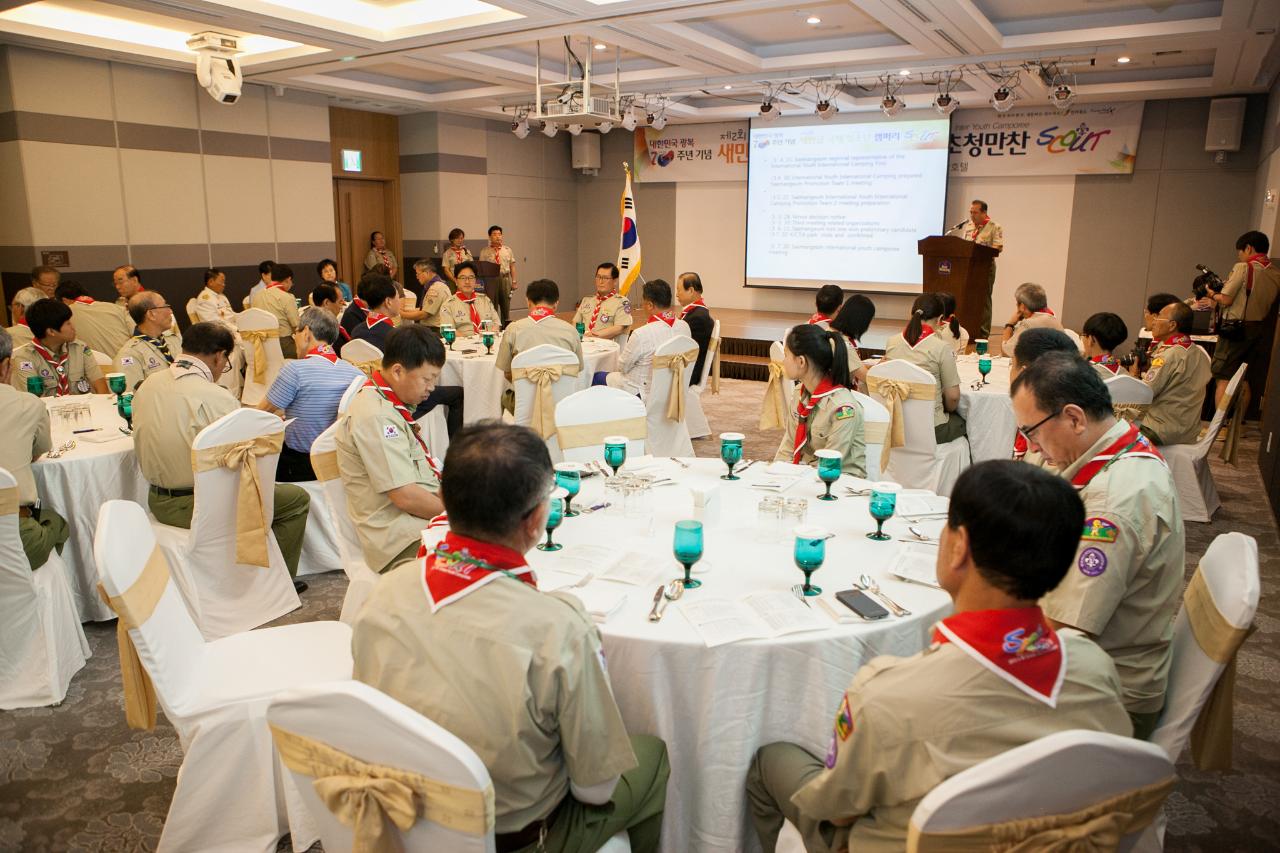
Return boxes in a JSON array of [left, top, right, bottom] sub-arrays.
[[383, 424, 401, 439]]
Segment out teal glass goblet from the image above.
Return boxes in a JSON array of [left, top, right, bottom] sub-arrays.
[[815, 449, 842, 501], [441, 325, 456, 350], [978, 356, 992, 385], [537, 489, 566, 552], [866, 481, 899, 541], [719, 432, 745, 480], [673, 519, 704, 589], [576, 321, 586, 340], [975, 338, 989, 356], [603, 435, 627, 476], [117, 393, 135, 433], [26, 375, 44, 397], [482, 332, 495, 355], [792, 526, 829, 596], [554, 462, 583, 517], [106, 372, 127, 398]]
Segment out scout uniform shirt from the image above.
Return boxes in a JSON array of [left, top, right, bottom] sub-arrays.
[[256, 284, 300, 345], [774, 382, 867, 477], [494, 308, 584, 374], [0, 383, 51, 505], [1091, 353, 1123, 380], [883, 326, 961, 427], [193, 286, 237, 328], [1220, 253, 1280, 322], [573, 291, 633, 336], [351, 533, 638, 833], [334, 382, 442, 573], [442, 245, 472, 282], [479, 243, 514, 276], [963, 216, 1003, 248], [1042, 419, 1183, 714], [11, 340, 103, 397], [132, 359, 239, 489], [793, 611, 1129, 852], [113, 328, 182, 392], [69, 298, 134, 359], [418, 277, 453, 328], [1000, 310, 1063, 357], [1141, 334, 1211, 445], [439, 292, 500, 337], [6, 322, 33, 347]]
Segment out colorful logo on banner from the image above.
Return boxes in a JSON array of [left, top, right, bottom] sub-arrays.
[[633, 121, 750, 182], [948, 102, 1144, 177]]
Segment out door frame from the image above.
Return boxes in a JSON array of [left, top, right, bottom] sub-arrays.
[[333, 176, 403, 290]]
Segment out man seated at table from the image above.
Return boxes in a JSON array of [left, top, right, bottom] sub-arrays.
[[496, 278, 584, 385], [56, 280, 134, 359], [32, 264, 60, 298], [352, 420, 670, 852], [309, 283, 350, 353], [440, 261, 501, 337], [10, 299, 106, 397], [412, 258, 452, 329], [0, 328, 69, 570], [340, 275, 372, 337], [574, 262, 633, 341], [113, 291, 182, 391], [7, 286, 44, 347], [596, 279, 691, 400], [999, 283, 1063, 357], [349, 274, 400, 350], [132, 322, 311, 591], [745, 460, 1130, 852], [256, 308, 364, 483], [256, 264, 301, 359], [335, 325, 446, 574], [1010, 328, 1080, 465], [676, 271, 714, 386], [809, 284, 843, 329], [1133, 298, 1211, 446], [244, 259, 273, 309], [112, 264, 142, 307], [1081, 312, 1128, 378], [1012, 352, 1183, 738]]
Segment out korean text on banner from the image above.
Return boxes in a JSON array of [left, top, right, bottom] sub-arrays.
[[948, 102, 1144, 177], [633, 121, 749, 182]]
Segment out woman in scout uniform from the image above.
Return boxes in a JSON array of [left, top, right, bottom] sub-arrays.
[[10, 298, 106, 396], [441, 227, 472, 291], [933, 291, 969, 353], [883, 292, 966, 443], [773, 323, 866, 477], [829, 294, 874, 390]]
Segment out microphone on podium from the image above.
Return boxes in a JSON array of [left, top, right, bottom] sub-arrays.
[[945, 220, 968, 234]]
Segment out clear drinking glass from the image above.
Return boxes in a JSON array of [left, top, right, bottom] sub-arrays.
[[755, 496, 783, 543], [782, 497, 808, 530]]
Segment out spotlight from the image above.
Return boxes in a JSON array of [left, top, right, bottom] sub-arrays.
[[990, 86, 1016, 112], [620, 111, 638, 131], [649, 112, 667, 130], [541, 121, 559, 137], [598, 120, 613, 133], [815, 99, 838, 120], [567, 123, 583, 136], [1117, 55, 1131, 64], [511, 117, 530, 139], [933, 92, 958, 116], [594, 42, 607, 51], [1050, 83, 1075, 112], [880, 94, 904, 117], [758, 100, 781, 122], [806, 15, 821, 25]]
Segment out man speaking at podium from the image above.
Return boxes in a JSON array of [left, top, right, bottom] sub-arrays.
[[962, 199, 1004, 338]]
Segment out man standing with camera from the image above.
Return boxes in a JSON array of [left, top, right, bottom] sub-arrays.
[[1212, 230, 1280, 407]]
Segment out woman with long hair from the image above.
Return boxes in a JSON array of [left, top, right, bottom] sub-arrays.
[[934, 291, 969, 353], [773, 323, 867, 476], [363, 230, 398, 280], [883, 292, 966, 443], [829, 293, 875, 390]]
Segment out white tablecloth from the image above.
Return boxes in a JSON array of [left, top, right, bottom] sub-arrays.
[[521, 457, 953, 852], [33, 395, 147, 622], [440, 335, 620, 422], [956, 354, 1015, 463]]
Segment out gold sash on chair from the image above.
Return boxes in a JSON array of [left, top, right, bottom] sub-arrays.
[[907, 776, 1176, 853], [269, 724, 495, 853], [192, 432, 285, 568], [1183, 568, 1257, 770], [96, 548, 171, 730], [1112, 403, 1149, 424], [652, 347, 698, 421], [557, 416, 647, 451], [759, 362, 789, 431], [0, 485, 18, 518], [863, 420, 889, 448], [866, 374, 936, 471], [351, 360, 381, 379], [239, 328, 279, 384], [511, 363, 582, 439]]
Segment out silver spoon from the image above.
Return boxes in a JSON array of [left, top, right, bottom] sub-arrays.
[[654, 579, 684, 621], [907, 525, 939, 543], [858, 574, 911, 617]]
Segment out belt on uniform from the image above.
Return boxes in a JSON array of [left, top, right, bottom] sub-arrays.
[[494, 799, 565, 853], [18, 505, 33, 519], [149, 485, 194, 497]]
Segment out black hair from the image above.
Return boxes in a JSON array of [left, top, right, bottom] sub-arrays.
[[316, 258, 337, 277], [1168, 301, 1193, 333], [936, 291, 960, 339], [679, 272, 703, 294], [181, 322, 235, 357], [127, 292, 163, 326], [1082, 312, 1128, 352], [830, 294, 874, 346], [361, 274, 397, 310], [271, 264, 293, 283], [947, 460, 1085, 600], [54, 280, 87, 301], [905, 292, 945, 346], [369, 231, 383, 246], [440, 421, 553, 541], [971, 199, 988, 213], [1237, 230, 1269, 255], [258, 260, 274, 276], [487, 225, 503, 236], [27, 299, 72, 339], [597, 262, 619, 280], [815, 284, 843, 316], [642, 278, 673, 310], [1146, 292, 1181, 315], [453, 261, 479, 280], [384, 324, 446, 371], [525, 279, 559, 305], [1011, 351, 1114, 421], [1013, 328, 1078, 369], [785, 323, 851, 389], [32, 265, 59, 281], [448, 227, 465, 241], [311, 283, 340, 306], [203, 268, 223, 285]]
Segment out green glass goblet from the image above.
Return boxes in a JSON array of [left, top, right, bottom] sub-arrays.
[[815, 449, 842, 501], [719, 432, 745, 480], [866, 481, 899, 541], [537, 489, 566, 552], [792, 525, 830, 596], [554, 462, 583, 517], [673, 519, 704, 589], [603, 435, 627, 476]]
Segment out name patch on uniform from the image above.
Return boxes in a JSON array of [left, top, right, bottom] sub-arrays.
[[383, 424, 401, 439], [622, 298, 632, 314], [824, 732, 838, 769], [19, 361, 32, 372], [834, 405, 857, 421], [120, 356, 135, 367], [1081, 517, 1118, 543], [1078, 547, 1108, 577], [147, 358, 160, 368], [1151, 357, 1165, 369], [835, 695, 854, 741]]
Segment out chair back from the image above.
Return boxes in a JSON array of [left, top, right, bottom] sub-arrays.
[[867, 359, 938, 489], [908, 730, 1175, 852], [1105, 374, 1154, 424], [1189, 361, 1247, 461], [769, 340, 797, 413], [91, 349, 113, 368], [185, 297, 199, 325], [646, 334, 697, 457], [268, 681, 497, 853], [511, 344, 582, 461], [310, 423, 381, 624], [555, 387, 647, 464], [695, 319, 721, 389], [1150, 532, 1259, 768], [0, 468, 42, 694], [1062, 327, 1085, 354], [338, 374, 368, 414], [235, 307, 284, 405], [852, 391, 890, 482], [341, 338, 384, 378]]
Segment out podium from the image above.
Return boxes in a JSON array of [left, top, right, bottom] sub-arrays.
[[918, 236, 1000, 338]]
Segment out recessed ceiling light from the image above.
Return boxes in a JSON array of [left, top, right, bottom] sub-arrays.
[[341, 56, 355, 62], [899, 69, 911, 76], [594, 43, 607, 51], [723, 84, 733, 90], [806, 16, 821, 25], [1117, 56, 1131, 63]]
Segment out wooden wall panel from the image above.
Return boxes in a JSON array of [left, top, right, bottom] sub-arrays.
[[329, 107, 399, 180]]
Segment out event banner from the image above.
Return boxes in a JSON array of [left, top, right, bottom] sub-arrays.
[[947, 102, 1144, 177], [633, 121, 749, 182]]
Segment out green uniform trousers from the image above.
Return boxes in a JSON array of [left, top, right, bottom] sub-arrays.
[[148, 485, 310, 578], [513, 734, 670, 853], [383, 539, 422, 574], [279, 335, 297, 360], [19, 507, 69, 571], [493, 273, 513, 327], [935, 411, 968, 444], [745, 742, 844, 853], [980, 262, 997, 338], [1130, 708, 1162, 742]]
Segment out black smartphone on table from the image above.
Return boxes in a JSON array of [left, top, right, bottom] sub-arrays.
[[835, 589, 890, 621]]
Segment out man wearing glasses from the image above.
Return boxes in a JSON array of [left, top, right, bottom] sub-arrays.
[[113, 290, 182, 391], [439, 261, 501, 337], [1011, 352, 1183, 740], [574, 263, 633, 342]]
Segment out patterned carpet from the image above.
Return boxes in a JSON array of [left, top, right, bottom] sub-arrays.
[[3, 378, 1278, 852]]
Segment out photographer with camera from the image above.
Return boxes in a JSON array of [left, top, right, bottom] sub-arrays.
[[1210, 230, 1280, 407], [1188, 268, 1221, 313]]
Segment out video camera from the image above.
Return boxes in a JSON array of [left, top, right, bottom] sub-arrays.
[[1192, 264, 1224, 300]]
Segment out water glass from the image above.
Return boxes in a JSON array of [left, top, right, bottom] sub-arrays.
[[867, 481, 899, 541], [720, 432, 745, 480], [106, 372, 127, 397], [538, 489, 566, 551], [576, 321, 586, 340], [554, 462, 583, 517], [603, 435, 627, 476], [792, 526, 829, 596], [441, 324, 457, 349], [815, 449, 842, 501], [482, 332, 495, 354], [673, 519, 704, 589], [755, 496, 783, 543], [603, 475, 628, 514], [974, 338, 989, 356], [782, 497, 808, 530], [978, 356, 992, 385]]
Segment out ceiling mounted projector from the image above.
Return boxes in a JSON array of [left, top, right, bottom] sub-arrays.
[[880, 94, 904, 117], [990, 86, 1016, 112], [815, 100, 838, 120], [934, 92, 958, 115], [758, 101, 781, 122]]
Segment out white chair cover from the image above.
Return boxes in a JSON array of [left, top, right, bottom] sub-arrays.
[[685, 318, 721, 440], [1063, 327, 1085, 354], [338, 374, 368, 414], [852, 390, 890, 482], [310, 423, 382, 624], [296, 479, 344, 578], [149, 408, 300, 641], [512, 343, 583, 462], [94, 499, 354, 853], [419, 407, 451, 465], [91, 348, 112, 368], [341, 338, 384, 377], [185, 297, 199, 325], [0, 467, 89, 709], [555, 386, 647, 464], [646, 334, 698, 457], [867, 359, 970, 495], [236, 307, 285, 406], [1158, 362, 1246, 523], [770, 340, 797, 414], [1105, 374, 1154, 404]]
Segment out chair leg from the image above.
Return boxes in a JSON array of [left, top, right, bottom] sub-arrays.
[[1221, 382, 1249, 465]]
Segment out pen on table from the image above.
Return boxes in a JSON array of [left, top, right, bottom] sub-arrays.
[[72, 428, 100, 434]]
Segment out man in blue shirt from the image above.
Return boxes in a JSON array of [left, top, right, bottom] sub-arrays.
[[257, 307, 364, 482]]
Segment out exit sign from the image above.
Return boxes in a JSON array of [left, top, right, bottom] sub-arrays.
[[341, 149, 363, 172]]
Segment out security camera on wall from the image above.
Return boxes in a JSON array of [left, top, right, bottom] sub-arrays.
[[187, 32, 243, 105]]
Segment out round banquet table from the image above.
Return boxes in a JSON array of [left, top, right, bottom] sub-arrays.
[[440, 334, 619, 422], [521, 457, 953, 853], [33, 394, 148, 622], [956, 353, 1015, 463]]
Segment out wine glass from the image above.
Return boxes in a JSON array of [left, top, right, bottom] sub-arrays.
[[554, 462, 583, 517], [603, 435, 627, 476], [575, 321, 586, 340], [815, 449, 842, 501], [106, 372, 127, 400], [441, 324, 456, 350], [537, 489, 566, 551], [792, 526, 829, 596], [974, 338, 988, 356], [673, 519, 704, 589], [26, 376, 44, 397], [866, 481, 899, 541], [719, 432, 745, 480], [482, 331, 495, 355], [117, 393, 135, 434], [978, 356, 992, 385]]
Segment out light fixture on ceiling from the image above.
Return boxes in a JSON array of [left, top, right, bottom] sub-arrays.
[[648, 111, 667, 130], [990, 85, 1016, 112], [933, 92, 958, 115], [758, 100, 781, 122], [899, 69, 911, 77], [542, 121, 559, 137], [621, 110, 638, 131], [1050, 82, 1075, 112], [723, 84, 733, 90], [1117, 55, 1131, 64], [806, 15, 821, 25], [933, 69, 960, 115], [880, 93, 904, 117], [511, 117, 530, 138], [598, 120, 613, 133], [815, 99, 839, 120], [594, 42, 607, 51], [567, 123, 583, 135]]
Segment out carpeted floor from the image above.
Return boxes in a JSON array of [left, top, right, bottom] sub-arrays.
[[3, 377, 1278, 851]]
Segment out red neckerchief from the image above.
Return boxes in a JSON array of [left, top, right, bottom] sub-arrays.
[[587, 291, 616, 332], [449, 247, 468, 265], [488, 243, 504, 268], [528, 306, 555, 322], [354, 298, 369, 311], [374, 248, 393, 270], [808, 312, 831, 325], [366, 312, 393, 329], [366, 371, 443, 479], [420, 531, 536, 613], [965, 215, 989, 240], [338, 326, 351, 342], [793, 378, 839, 463], [1091, 354, 1121, 374], [1035, 308, 1055, 317], [680, 298, 706, 319], [457, 294, 481, 329], [31, 340, 69, 395], [73, 296, 94, 305], [268, 282, 289, 291], [1070, 422, 1165, 490], [1013, 432, 1027, 459], [648, 311, 676, 327], [17, 318, 28, 327], [906, 322, 936, 347], [1245, 252, 1271, 295], [933, 607, 1066, 706], [1157, 333, 1192, 349], [305, 345, 338, 364]]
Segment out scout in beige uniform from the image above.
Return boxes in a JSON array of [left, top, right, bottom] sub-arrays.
[[57, 282, 133, 359], [256, 264, 301, 359], [334, 325, 446, 573], [747, 460, 1129, 853], [132, 322, 311, 581], [883, 294, 965, 443], [7, 287, 43, 348], [772, 324, 866, 477], [1211, 231, 1280, 406], [10, 299, 105, 397], [0, 329, 69, 570], [441, 228, 471, 289], [495, 279, 584, 379], [1138, 301, 1211, 445], [575, 263, 633, 341], [1012, 352, 1184, 738], [962, 198, 1004, 337], [353, 422, 668, 852], [412, 260, 452, 328], [114, 291, 182, 392], [439, 261, 500, 337], [1000, 283, 1062, 357], [479, 225, 516, 325]]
